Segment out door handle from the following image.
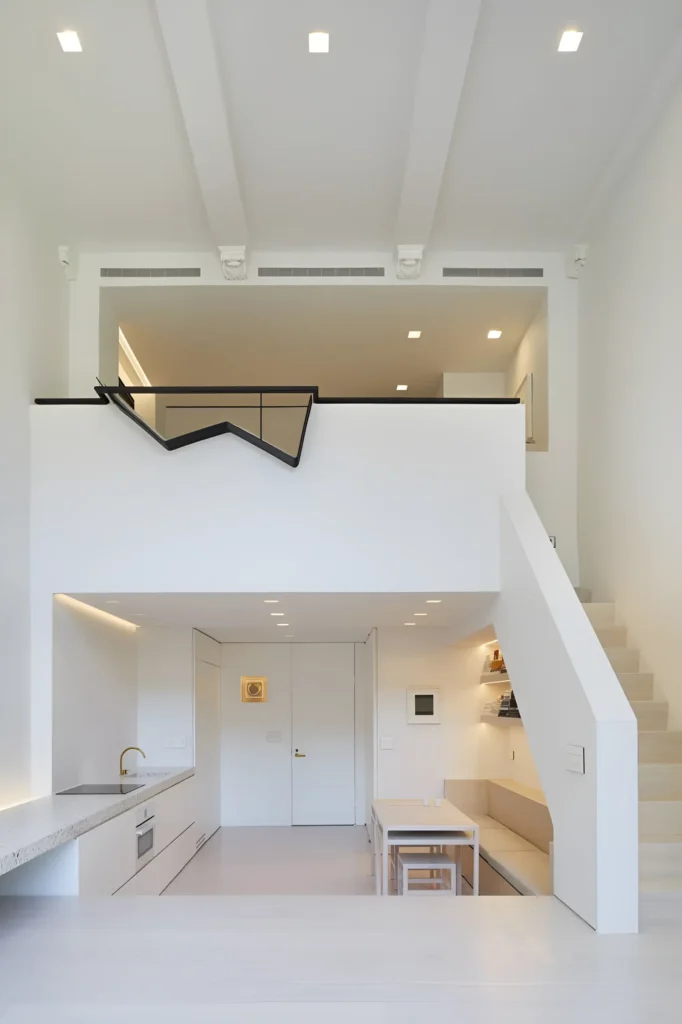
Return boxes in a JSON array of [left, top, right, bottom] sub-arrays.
[[294, 750, 306, 758]]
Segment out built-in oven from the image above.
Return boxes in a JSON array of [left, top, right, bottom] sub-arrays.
[[135, 804, 155, 869]]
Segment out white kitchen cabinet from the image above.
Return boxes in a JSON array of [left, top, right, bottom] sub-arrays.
[[194, 632, 222, 846], [78, 777, 196, 896], [114, 823, 198, 895]]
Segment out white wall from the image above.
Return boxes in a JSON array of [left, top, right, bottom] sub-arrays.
[[52, 597, 138, 793], [494, 491, 638, 933], [137, 626, 194, 766], [578, 69, 682, 729], [376, 629, 483, 799], [441, 372, 507, 398], [30, 403, 524, 793], [0, 183, 68, 808], [506, 304, 548, 451]]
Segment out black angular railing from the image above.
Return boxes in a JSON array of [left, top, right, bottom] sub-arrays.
[[35, 385, 519, 468]]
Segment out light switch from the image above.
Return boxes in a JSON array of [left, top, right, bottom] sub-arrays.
[[165, 735, 186, 749], [565, 743, 585, 774], [380, 736, 394, 750], [266, 731, 282, 744]]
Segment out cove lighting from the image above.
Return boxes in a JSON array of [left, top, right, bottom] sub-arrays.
[[487, 330, 502, 339], [56, 594, 139, 631], [408, 331, 422, 339], [396, 384, 408, 391], [57, 30, 82, 52], [309, 31, 329, 53], [558, 29, 583, 52], [426, 599, 442, 604], [119, 328, 151, 387]]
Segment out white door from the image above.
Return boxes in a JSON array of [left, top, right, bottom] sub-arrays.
[[291, 644, 355, 825], [195, 659, 221, 844]]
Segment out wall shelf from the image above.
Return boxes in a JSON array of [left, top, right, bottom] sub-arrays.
[[480, 713, 523, 726], [480, 671, 510, 685]]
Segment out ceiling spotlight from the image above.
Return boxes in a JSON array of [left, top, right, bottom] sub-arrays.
[[414, 612, 427, 616], [408, 331, 422, 339], [277, 623, 290, 627], [404, 622, 416, 626], [558, 29, 583, 52], [396, 384, 408, 391], [270, 612, 284, 617], [285, 635, 294, 638], [57, 30, 82, 52], [426, 599, 442, 604], [264, 599, 279, 604], [488, 330, 502, 339], [105, 600, 120, 605], [309, 31, 329, 53]]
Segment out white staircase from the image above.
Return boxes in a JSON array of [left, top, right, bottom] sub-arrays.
[[581, 592, 682, 892]]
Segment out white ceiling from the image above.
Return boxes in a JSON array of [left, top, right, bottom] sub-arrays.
[[105, 284, 545, 395], [68, 592, 496, 644], [1, 0, 681, 252]]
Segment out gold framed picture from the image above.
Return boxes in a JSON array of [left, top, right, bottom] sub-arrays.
[[241, 676, 267, 703]]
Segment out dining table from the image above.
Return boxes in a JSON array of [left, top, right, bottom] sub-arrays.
[[370, 798, 480, 896]]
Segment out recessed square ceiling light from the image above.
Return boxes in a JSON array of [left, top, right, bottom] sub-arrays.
[[264, 599, 279, 603], [396, 384, 408, 391], [426, 599, 442, 604], [57, 30, 82, 52], [558, 29, 583, 52], [404, 622, 416, 626], [270, 612, 284, 617], [277, 623, 290, 627], [408, 331, 422, 339], [309, 31, 329, 53], [414, 612, 427, 616], [488, 330, 502, 339]]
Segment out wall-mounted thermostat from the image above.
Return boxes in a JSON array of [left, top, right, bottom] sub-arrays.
[[406, 687, 441, 725]]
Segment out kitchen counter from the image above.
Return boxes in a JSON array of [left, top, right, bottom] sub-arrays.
[[0, 768, 194, 877]]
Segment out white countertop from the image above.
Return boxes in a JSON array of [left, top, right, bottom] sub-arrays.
[[0, 767, 194, 877]]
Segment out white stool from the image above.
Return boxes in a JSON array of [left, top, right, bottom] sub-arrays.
[[397, 852, 461, 895]]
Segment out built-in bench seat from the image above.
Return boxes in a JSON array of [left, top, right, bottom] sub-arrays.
[[445, 778, 553, 896]]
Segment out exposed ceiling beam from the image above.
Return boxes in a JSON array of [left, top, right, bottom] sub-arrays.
[[394, 0, 482, 246], [154, 0, 247, 245]]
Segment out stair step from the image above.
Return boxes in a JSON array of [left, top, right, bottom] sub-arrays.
[[640, 731, 682, 763], [595, 625, 627, 648], [575, 587, 592, 603], [640, 800, 682, 837], [618, 672, 654, 701], [631, 701, 669, 731], [640, 764, 682, 801], [582, 602, 616, 627], [640, 839, 682, 891], [605, 647, 639, 672]]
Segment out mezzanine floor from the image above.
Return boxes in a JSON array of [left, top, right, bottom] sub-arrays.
[[0, 890, 680, 1023]]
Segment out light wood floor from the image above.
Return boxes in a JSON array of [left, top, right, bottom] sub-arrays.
[[0, 892, 681, 1021], [165, 825, 376, 895]]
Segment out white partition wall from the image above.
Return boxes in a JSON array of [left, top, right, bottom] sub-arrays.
[[494, 492, 638, 933], [29, 402, 524, 795]]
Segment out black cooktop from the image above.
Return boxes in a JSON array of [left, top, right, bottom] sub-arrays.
[[56, 783, 144, 795]]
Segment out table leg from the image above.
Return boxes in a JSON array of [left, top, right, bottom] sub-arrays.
[[473, 830, 479, 896], [382, 832, 389, 896], [374, 820, 382, 896]]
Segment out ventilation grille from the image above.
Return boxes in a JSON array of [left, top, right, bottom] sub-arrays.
[[258, 266, 384, 278], [443, 267, 543, 278], [100, 267, 201, 278]]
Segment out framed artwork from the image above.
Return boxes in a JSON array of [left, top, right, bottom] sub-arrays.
[[241, 676, 267, 703], [406, 686, 441, 724], [515, 372, 535, 444]]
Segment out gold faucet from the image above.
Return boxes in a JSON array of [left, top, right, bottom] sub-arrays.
[[119, 746, 146, 776]]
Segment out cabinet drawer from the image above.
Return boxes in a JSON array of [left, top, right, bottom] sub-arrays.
[[152, 777, 194, 853], [114, 823, 197, 895]]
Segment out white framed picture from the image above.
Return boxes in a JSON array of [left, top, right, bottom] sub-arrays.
[[406, 686, 441, 725]]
